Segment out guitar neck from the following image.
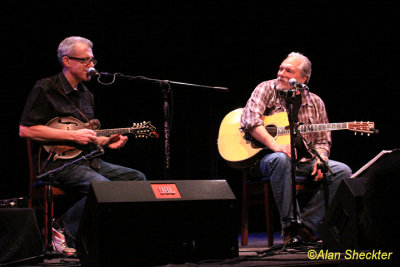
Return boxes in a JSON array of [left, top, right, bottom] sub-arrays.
[[95, 128, 135, 136], [278, 123, 349, 135]]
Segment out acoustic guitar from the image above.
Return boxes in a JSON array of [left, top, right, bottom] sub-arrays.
[[217, 108, 376, 168]]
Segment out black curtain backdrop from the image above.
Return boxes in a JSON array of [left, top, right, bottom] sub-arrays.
[[1, 1, 398, 199]]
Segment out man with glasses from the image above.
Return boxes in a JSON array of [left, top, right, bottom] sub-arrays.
[[19, 36, 146, 256]]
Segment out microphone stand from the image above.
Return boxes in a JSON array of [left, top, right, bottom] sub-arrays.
[[283, 86, 334, 246], [160, 80, 172, 180], [270, 87, 308, 245], [256, 88, 304, 256], [284, 88, 302, 246], [257, 87, 322, 256], [97, 72, 228, 180], [257, 88, 335, 255], [296, 131, 335, 212], [35, 148, 104, 257]]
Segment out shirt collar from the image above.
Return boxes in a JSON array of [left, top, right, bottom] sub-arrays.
[[58, 72, 85, 94]]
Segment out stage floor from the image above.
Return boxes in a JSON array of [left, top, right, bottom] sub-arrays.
[[12, 232, 355, 267]]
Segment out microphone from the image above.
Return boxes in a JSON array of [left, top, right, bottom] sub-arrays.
[[213, 86, 229, 91], [87, 67, 100, 77], [289, 78, 309, 90]]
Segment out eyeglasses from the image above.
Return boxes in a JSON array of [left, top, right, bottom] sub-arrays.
[[66, 56, 97, 66]]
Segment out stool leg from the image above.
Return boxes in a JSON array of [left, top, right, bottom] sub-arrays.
[[241, 171, 249, 246], [44, 184, 54, 252], [264, 183, 274, 247]]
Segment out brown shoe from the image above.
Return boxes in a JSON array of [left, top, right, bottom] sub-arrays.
[[282, 226, 293, 244], [299, 224, 319, 242]]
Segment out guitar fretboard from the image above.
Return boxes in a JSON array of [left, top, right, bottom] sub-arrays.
[[278, 123, 349, 135], [95, 128, 136, 136]]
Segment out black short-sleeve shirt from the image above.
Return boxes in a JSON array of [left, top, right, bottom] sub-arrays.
[[20, 72, 95, 127], [20, 72, 96, 172]]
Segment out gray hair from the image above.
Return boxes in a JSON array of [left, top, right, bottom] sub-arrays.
[[287, 52, 312, 84], [57, 36, 93, 65]]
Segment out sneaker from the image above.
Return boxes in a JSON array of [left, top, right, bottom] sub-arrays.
[[52, 228, 77, 256]]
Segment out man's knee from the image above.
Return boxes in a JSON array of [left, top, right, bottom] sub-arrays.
[[334, 162, 352, 179], [269, 152, 291, 167], [125, 169, 146, 181], [329, 162, 352, 187], [259, 152, 291, 181], [134, 171, 146, 181]]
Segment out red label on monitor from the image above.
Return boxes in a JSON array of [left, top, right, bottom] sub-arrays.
[[151, 184, 182, 199]]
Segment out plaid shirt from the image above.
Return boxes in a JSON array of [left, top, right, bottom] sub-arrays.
[[240, 79, 331, 160]]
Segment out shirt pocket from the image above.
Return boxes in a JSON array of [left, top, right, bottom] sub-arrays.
[[59, 105, 78, 115], [82, 105, 94, 117]]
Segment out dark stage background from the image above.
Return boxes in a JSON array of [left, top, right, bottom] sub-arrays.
[[1, 1, 398, 200]]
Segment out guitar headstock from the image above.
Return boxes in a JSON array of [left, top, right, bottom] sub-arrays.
[[348, 121, 377, 135], [131, 121, 158, 138]]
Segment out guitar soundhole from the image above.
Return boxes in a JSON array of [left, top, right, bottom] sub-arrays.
[[265, 125, 277, 137], [58, 119, 78, 126], [243, 125, 278, 149], [244, 132, 264, 148]]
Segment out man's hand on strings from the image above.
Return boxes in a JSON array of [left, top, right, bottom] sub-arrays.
[[106, 134, 128, 150], [71, 129, 97, 145]]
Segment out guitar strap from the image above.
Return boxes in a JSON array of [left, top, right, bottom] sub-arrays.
[[39, 77, 102, 171], [46, 77, 100, 128]]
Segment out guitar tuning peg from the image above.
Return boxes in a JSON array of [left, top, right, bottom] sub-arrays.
[[367, 133, 370, 136], [354, 132, 357, 135], [361, 133, 364, 136]]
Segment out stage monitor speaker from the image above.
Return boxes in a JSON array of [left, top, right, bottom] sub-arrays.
[[318, 149, 400, 252], [317, 177, 368, 251], [0, 208, 43, 265], [76, 180, 238, 266]]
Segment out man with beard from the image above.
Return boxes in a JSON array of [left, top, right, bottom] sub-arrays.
[[240, 52, 351, 243]]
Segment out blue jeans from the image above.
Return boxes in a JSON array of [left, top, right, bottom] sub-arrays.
[[52, 159, 146, 245], [257, 152, 351, 234]]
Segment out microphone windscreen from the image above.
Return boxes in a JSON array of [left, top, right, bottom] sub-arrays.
[[88, 67, 100, 77], [289, 78, 297, 86]]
